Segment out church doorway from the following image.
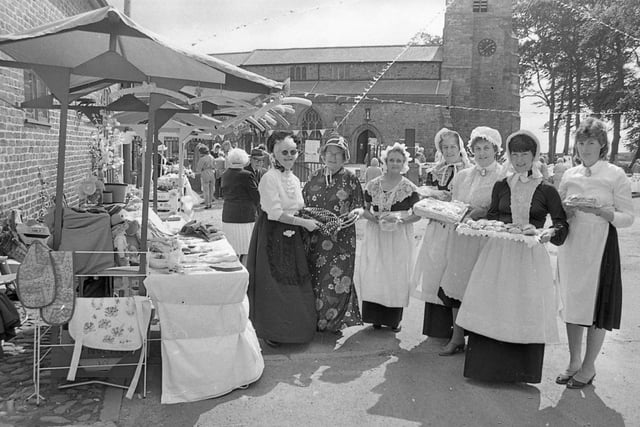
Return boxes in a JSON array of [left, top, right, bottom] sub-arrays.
[[356, 129, 376, 164]]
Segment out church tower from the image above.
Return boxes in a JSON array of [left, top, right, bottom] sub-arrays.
[[441, 0, 520, 143]]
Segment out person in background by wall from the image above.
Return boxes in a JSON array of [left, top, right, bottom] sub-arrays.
[[256, 144, 271, 169], [552, 157, 569, 189], [221, 148, 260, 264], [364, 158, 383, 183], [195, 145, 216, 209], [213, 145, 226, 199], [245, 148, 267, 183]]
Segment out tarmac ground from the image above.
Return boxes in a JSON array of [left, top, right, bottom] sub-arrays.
[[2, 196, 639, 427]]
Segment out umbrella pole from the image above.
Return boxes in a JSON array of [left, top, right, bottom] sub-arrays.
[[139, 97, 161, 275], [51, 73, 71, 250]]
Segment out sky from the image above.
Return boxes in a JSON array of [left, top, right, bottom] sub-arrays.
[[109, 0, 553, 150]]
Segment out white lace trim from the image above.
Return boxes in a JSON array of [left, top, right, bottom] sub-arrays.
[[366, 177, 417, 212]]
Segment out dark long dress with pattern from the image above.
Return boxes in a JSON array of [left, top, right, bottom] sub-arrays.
[[303, 168, 364, 332]]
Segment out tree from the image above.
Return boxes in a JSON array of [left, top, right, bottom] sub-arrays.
[[515, 0, 640, 162]]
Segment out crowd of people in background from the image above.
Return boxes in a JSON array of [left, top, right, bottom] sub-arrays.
[[191, 117, 634, 388]]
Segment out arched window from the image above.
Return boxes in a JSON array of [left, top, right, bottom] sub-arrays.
[[301, 108, 323, 141]]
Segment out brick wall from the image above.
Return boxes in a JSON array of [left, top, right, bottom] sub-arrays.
[[0, 0, 99, 222]]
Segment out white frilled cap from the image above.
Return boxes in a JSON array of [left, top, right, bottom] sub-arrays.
[[380, 142, 412, 174], [433, 127, 471, 167], [503, 129, 543, 178], [468, 126, 503, 155]]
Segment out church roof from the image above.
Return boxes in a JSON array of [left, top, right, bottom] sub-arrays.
[[291, 79, 451, 103], [212, 45, 442, 66]]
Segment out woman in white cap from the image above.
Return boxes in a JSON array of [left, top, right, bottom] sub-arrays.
[[357, 143, 421, 332], [435, 126, 506, 356], [221, 148, 260, 264], [412, 128, 472, 340], [555, 118, 634, 389], [456, 130, 568, 383], [303, 132, 364, 333]]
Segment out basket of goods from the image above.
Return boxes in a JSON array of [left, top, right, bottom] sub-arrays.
[[564, 194, 599, 208], [413, 198, 469, 224], [456, 219, 542, 247]]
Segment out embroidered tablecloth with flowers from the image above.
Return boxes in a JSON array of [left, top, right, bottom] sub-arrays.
[[302, 167, 364, 332]]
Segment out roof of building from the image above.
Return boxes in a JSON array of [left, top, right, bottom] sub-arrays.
[[290, 79, 451, 104], [212, 45, 442, 66]]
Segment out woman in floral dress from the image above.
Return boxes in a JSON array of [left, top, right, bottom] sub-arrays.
[[303, 133, 364, 333]]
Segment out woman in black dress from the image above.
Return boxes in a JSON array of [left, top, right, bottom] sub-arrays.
[[221, 148, 260, 264], [456, 130, 568, 383], [412, 128, 471, 339]]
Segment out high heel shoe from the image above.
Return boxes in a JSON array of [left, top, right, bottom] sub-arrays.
[[264, 339, 280, 348], [439, 342, 465, 356], [555, 370, 578, 385], [566, 374, 595, 389]]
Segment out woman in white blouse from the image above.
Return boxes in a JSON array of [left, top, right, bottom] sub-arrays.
[[556, 118, 635, 389], [437, 127, 505, 355], [246, 131, 319, 347]]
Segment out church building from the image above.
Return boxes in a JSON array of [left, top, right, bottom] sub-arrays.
[[214, 0, 520, 163]]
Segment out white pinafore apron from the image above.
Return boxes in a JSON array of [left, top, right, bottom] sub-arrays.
[[556, 212, 608, 325]]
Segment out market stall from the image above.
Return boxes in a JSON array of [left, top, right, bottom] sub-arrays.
[[145, 237, 263, 404], [0, 6, 285, 403]]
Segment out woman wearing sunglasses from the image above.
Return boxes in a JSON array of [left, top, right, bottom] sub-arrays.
[[247, 131, 320, 347]]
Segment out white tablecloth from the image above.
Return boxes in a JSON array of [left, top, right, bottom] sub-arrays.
[[144, 238, 263, 404]]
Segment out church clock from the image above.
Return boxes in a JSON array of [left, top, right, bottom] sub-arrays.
[[477, 38, 497, 56]]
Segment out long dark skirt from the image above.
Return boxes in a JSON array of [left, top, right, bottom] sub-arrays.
[[422, 302, 453, 338], [362, 301, 403, 329], [463, 332, 545, 383], [246, 213, 316, 343], [594, 224, 622, 330]]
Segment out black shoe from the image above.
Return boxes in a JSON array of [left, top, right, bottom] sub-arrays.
[[264, 339, 280, 348], [372, 324, 382, 330], [391, 325, 402, 333]]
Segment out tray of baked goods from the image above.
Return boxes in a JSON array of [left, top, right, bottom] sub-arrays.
[[456, 219, 542, 247], [413, 198, 469, 224], [564, 194, 600, 208]]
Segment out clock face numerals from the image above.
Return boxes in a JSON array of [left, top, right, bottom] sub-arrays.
[[478, 38, 497, 56]]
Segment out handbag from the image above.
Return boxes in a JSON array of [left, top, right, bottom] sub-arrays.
[[16, 241, 56, 308], [40, 251, 76, 326], [67, 296, 152, 399]]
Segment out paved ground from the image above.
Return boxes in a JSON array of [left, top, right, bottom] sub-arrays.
[[2, 197, 639, 426]]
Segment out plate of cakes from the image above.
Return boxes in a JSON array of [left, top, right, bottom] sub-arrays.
[[456, 219, 542, 247], [564, 194, 600, 208], [413, 198, 469, 224]]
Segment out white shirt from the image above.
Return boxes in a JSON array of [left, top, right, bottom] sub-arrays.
[[559, 160, 634, 228], [258, 169, 305, 221], [450, 162, 505, 209]]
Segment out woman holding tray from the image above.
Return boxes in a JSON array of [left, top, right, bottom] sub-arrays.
[[556, 118, 634, 389], [456, 129, 568, 383], [412, 128, 472, 339], [247, 131, 320, 346], [357, 143, 421, 332], [434, 126, 506, 356]]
